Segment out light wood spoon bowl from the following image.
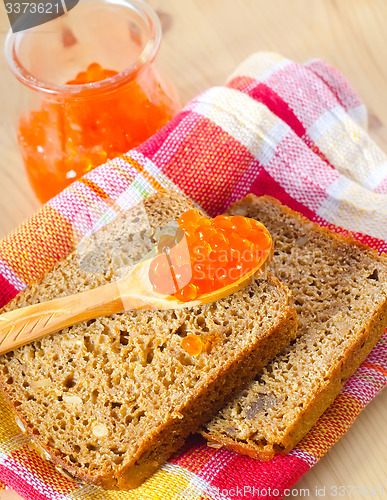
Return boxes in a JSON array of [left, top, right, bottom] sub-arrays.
[[0, 243, 272, 356]]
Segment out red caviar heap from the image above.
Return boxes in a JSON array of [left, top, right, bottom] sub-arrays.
[[149, 209, 272, 303], [65, 62, 118, 84]]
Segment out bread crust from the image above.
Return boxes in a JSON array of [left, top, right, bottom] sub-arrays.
[[235, 194, 387, 260]]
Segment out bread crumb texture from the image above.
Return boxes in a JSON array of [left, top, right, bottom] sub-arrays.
[[0, 191, 297, 489], [202, 195, 387, 460]]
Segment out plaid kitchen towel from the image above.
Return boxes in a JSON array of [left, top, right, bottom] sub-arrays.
[[0, 52, 386, 500]]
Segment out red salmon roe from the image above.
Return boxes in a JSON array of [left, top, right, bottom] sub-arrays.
[[181, 334, 203, 357], [149, 210, 272, 301]]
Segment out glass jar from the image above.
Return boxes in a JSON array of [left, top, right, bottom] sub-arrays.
[[5, 0, 180, 203]]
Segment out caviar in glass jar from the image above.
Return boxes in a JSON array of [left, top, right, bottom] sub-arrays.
[[6, 0, 180, 202]]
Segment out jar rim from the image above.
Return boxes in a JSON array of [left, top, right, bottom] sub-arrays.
[[4, 0, 162, 96]]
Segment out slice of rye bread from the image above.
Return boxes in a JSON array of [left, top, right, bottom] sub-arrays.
[[0, 191, 297, 490], [201, 195, 387, 460]]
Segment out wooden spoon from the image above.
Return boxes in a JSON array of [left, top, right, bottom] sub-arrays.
[[0, 238, 272, 356]]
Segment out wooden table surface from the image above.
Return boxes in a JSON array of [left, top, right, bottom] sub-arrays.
[[0, 1, 387, 499]]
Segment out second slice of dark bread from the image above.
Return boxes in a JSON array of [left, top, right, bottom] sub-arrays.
[[202, 195, 387, 459]]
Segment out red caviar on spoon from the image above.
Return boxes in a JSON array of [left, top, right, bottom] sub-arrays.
[[149, 210, 273, 302]]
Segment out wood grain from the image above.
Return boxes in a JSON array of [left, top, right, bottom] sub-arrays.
[[0, 1, 387, 498]]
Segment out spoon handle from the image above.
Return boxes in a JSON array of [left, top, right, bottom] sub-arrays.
[[0, 281, 124, 356]]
